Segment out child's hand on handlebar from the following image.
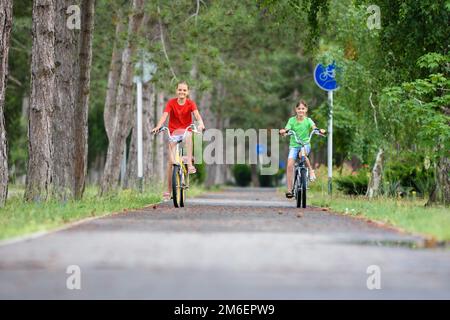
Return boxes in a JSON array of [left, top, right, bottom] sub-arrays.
[[279, 129, 288, 136], [314, 128, 326, 136], [151, 126, 161, 134]]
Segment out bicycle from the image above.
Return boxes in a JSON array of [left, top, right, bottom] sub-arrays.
[[155, 124, 200, 208], [285, 128, 326, 208]]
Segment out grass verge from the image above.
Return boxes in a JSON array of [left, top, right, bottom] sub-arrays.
[[278, 165, 449, 242], [309, 190, 450, 242], [0, 184, 205, 241]]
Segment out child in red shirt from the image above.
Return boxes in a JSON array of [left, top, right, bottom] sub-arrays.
[[152, 82, 205, 200]]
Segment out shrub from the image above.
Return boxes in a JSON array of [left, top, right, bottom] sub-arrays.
[[190, 162, 206, 185], [232, 164, 252, 187], [384, 159, 434, 197], [335, 169, 369, 195]]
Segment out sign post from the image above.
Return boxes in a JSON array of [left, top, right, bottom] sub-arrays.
[[133, 52, 157, 192], [314, 62, 339, 195]]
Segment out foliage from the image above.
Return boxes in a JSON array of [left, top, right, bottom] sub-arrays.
[[232, 164, 252, 187], [383, 155, 435, 197], [335, 169, 369, 195], [190, 162, 206, 185]]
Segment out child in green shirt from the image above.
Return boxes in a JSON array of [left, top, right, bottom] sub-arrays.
[[279, 100, 325, 198]]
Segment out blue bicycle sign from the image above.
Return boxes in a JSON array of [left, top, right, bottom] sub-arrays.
[[314, 62, 339, 91]]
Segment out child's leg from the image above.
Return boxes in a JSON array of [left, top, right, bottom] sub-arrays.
[[166, 142, 176, 195], [305, 156, 316, 180], [286, 158, 295, 192], [185, 131, 193, 164], [285, 147, 299, 196], [303, 144, 316, 180]]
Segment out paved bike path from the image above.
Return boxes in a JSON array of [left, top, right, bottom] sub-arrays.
[[0, 187, 449, 299]]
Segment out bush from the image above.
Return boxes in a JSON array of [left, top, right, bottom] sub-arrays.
[[259, 173, 273, 187], [335, 169, 369, 195], [190, 162, 206, 185], [384, 159, 434, 197], [259, 168, 285, 187], [232, 164, 252, 187]]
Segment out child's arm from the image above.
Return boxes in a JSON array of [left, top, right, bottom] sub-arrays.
[[151, 112, 169, 133], [311, 121, 326, 134], [193, 110, 205, 131]]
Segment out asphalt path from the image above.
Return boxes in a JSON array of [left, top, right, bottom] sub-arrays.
[[0, 187, 449, 299]]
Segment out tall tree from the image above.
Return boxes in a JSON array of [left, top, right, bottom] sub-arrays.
[[153, 90, 166, 183], [52, 0, 80, 200], [103, 10, 125, 142], [0, 0, 13, 206], [25, 0, 56, 201], [74, 0, 95, 199], [101, 0, 145, 195]]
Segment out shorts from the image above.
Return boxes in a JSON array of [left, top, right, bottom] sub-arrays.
[[168, 134, 184, 143], [288, 145, 311, 159]]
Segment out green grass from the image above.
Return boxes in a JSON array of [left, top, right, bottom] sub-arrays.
[[0, 184, 204, 241], [278, 165, 450, 242], [309, 191, 450, 241]]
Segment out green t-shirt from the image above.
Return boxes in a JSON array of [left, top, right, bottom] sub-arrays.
[[285, 116, 315, 147]]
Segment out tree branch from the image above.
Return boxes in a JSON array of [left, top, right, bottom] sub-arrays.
[[8, 75, 22, 87], [369, 92, 378, 131], [157, 5, 178, 82]]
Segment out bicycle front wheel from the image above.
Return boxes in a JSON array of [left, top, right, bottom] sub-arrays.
[[172, 165, 182, 208], [300, 169, 307, 208], [295, 169, 302, 208], [179, 164, 188, 207]]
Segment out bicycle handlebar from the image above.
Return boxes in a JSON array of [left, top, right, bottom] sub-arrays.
[[285, 128, 326, 145], [156, 123, 201, 141]]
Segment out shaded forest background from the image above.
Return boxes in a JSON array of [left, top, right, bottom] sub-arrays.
[[1, 0, 448, 205]]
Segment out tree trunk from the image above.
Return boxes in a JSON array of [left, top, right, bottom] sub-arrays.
[[0, 0, 13, 206], [101, 0, 145, 195], [73, 0, 95, 199], [199, 91, 216, 188], [103, 12, 125, 141], [427, 155, 450, 206], [25, 0, 56, 202], [153, 91, 166, 183], [366, 148, 384, 198], [250, 164, 260, 187], [143, 83, 155, 185], [126, 13, 154, 189], [52, 0, 80, 200]]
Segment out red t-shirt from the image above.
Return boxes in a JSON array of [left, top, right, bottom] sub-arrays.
[[164, 98, 197, 134]]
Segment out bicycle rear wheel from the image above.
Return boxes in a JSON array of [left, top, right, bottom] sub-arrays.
[[172, 165, 182, 208], [300, 169, 307, 208]]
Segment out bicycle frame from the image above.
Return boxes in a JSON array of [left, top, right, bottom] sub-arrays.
[[158, 124, 199, 166]]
